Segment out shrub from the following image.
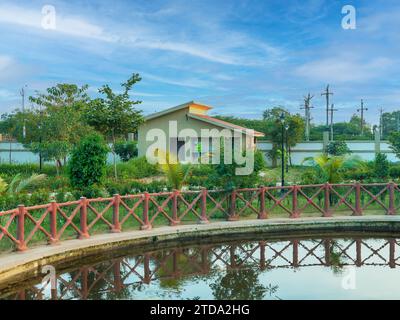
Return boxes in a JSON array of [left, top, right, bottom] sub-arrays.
[[300, 169, 325, 185], [374, 153, 389, 179], [104, 179, 168, 195], [209, 149, 265, 190], [68, 133, 109, 189], [74, 185, 110, 199], [114, 140, 138, 162], [0, 163, 60, 177], [326, 140, 351, 156], [110, 157, 159, 179], [389, 165, 400, 179]]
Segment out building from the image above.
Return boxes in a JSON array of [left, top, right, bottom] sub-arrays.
[[137, 101, 264, 162]]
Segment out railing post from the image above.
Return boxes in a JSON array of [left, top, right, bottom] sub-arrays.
[[112, 194, 121, 233], [324, 183, 332, 217], [355, 238, 362, 267], [49, 201, 58, 244], [141, 192, 152, 230], [79, 197, 89, 239], [389, 239, 396, 268], [388, 182, 396, 215], [170, 190, 180, 226], [113, 259, 123, 292], [143, 253, 151, 284], [258, 186, 267, 219], [324, 238, 331, 266], [354, 183, 362, 216], [228, 189, 239, 221], [292, 239, 299, 268], [291, 186, 300, 218], [199, 188, 209, 224], [16, 205, 27, 251], [259, 241, 266, 270]]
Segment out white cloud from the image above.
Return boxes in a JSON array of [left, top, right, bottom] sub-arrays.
[[141, 72, 211, 88], [0, 55, 13, 71], [0, 3, 285, 66], [0, 4, 114, 41], [295, 56, 393, 83]]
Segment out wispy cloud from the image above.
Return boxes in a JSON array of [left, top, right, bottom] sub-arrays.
[[0, 4, 114, 41], [295, 55, 394, 83], [141, 72, 211, 88], [0, 3, 285, 66]]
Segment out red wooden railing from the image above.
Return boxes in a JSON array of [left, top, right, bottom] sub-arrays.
[[0, 182, 399, 252]]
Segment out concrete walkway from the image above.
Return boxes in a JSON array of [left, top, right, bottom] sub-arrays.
[[1, 215, 400, 284]]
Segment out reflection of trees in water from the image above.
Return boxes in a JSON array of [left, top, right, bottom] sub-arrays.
[[210, 267, 278, 300], [8, 237, 397, 300]]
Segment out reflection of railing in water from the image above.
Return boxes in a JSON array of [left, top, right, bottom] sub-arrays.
[[8, 237, 400, 300]]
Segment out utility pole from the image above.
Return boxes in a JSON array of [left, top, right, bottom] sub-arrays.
[[19, 85, 27, 139], [300, 93, 314, 141], [357, 99, 368, 135], [397, 112, 400, 132], [379, 107, 384, 138], [321, 85, 333, 128], [328, 103, 338, 141]]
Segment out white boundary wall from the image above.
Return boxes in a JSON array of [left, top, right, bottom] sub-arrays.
[[257, 140, 398, 165]]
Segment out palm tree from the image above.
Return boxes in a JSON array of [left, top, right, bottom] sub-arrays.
[[0, 177, 7, 193], [157, 150, 191, 190], [5, 173, 47, 194], [302, 154, 364, 183]]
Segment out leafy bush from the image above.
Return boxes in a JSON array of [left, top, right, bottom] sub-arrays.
[[209, 149, 265, 190], [390, 165, 400, 179], [374, 153, 389, 179], [114, 140, 138, 162], [0, 190, 51, 211], [104, 179, 168, 195], [110, 157, 159, 179], [300, 169, 325, 185], [0, 163, 59, 177], [74, 185, 110, 199], [326, 140, 351, 156], [68, 133, 109, 189], [343, 160, 374, 181]]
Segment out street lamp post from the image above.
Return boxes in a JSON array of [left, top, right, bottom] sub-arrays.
[[279, 113, 286, 191], [285, 124, 289, 173]]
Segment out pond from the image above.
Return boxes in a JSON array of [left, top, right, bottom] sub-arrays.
[[1, 233, 400, 300]]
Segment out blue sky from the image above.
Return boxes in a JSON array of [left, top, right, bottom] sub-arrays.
[[0, 0, 399, 124]]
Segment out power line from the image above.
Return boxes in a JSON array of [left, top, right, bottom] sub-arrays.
[[379, 107, 384, 137], [19, 85, 27, 139], [357, 99, 368, 135], [300, 93, 314, 141], [328, 103, 338, 141], [321, 85, 333, 128]]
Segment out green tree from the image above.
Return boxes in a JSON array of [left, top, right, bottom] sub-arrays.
[[263, 107, 304, 167], [114, 140, 138, 162], [382, 110, 400, 139], [68, 133, 109, 189], [210, 268, 273, 300], [326, 140, 351, 156], [389, 131, 400, 160], [374, 153, 389, 180], [84, 74, 144, 179], [0, 84, 93, 169], [310, 114, 372, 141]]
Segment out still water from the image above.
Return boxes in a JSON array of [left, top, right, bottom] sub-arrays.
[[2, 235, 400, 300]]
